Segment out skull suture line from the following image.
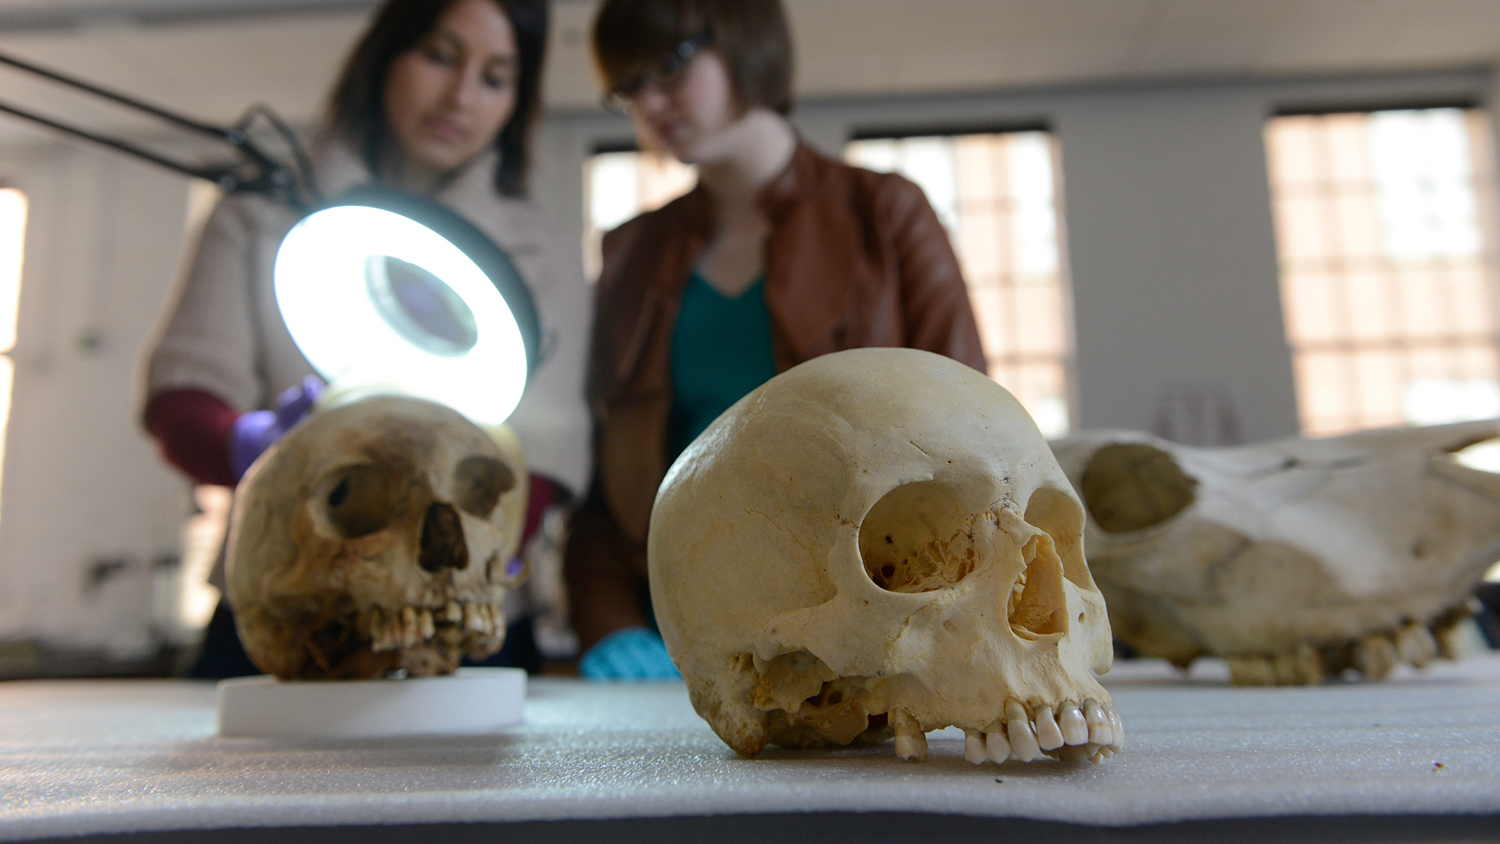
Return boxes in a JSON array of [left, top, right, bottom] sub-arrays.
[[1049, 421, 1500, 685], [648, 348, 1120, 764], [227, 395, 527, 680]]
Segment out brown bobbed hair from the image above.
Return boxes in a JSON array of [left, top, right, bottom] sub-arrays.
[[318, 0, 548, 197], [592, 0, 794, 116]]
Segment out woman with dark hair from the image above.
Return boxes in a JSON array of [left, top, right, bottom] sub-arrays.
[[566, 0, 986, 679], [141, 0, 590, 677], [319, 0, 548, 197]]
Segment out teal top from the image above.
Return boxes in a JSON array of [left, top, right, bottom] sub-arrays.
[[669, 271, 777, 457]]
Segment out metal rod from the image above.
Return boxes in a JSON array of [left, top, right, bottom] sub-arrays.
[[0, 101, 236, 185], [0, 49, 229, 141], [0, 48, 302, 199]]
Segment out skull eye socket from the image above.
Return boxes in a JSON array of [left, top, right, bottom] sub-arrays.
[[858, 481, 981, 593], [451, 455, 515, 519], [317, 464, 404, 538], [1079, 443, 1196, 534]]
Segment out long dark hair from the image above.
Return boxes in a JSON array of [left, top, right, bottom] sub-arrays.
[[318, 0, 548, 197]]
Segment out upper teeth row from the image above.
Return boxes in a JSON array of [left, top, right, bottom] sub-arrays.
[[366, 601, 501, 652], [1225, 613, 1468, 685], [891, 698, 1123, 764]]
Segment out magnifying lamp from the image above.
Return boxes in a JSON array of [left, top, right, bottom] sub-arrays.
[[276, 185, 539, 426], [0, 49, 539, 425]]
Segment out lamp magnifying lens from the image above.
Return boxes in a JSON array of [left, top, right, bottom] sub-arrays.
[[274, 185, 539, 427]]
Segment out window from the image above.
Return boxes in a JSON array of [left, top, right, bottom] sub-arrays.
[[1265, 108, 1500, 436], [583, 149, 695, 280], [0, 188, 25, 518], [846, 131, 1072, 437]]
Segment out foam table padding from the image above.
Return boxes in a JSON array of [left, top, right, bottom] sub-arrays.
[[3, 653, 1498, 842]]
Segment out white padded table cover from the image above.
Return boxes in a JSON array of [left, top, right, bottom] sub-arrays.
[[2, 654, 1499, 841]]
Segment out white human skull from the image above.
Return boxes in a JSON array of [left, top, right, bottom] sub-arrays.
[[1049, 421, 1500, 685], [226, 395, 527, 680], [648, 348, 1120, 764]]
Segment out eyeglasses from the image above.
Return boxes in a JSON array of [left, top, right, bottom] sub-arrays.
[[602, 30, 711, 115]]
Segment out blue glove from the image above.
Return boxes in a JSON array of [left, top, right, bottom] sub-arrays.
[[229, 375, 323, 480], [578, 627, 680, 681]]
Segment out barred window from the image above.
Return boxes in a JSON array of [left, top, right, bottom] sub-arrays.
[[1265, 108, 1500, 436], [847, 131, 1072, 437]]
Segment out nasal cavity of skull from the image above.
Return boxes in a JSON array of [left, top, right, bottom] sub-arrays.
[[419, 502, 469, 572], [452, 455, 514, 518], [1080, 443, 1196, 534], [859, 481, 983, 593], [1008, 534, 1067, 640], [320, 464, 404, 538], [1024, 486, 1095, 591]]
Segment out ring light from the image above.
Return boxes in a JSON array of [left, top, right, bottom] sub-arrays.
[[274, 185, 539, 426]]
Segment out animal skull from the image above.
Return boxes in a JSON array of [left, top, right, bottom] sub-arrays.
[[648, 348, 1120, 764], [1049, 421, 1500, 685], [226, 395, 527, 680]]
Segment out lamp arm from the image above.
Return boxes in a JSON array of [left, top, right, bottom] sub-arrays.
[[234, 104, 320, 208], [0, 50, 307, 207]]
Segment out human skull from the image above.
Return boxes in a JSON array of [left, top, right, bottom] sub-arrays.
[[648, 348, 1120, 764], [1049, 420, 1500, 685], [227, 395, 527, 680]]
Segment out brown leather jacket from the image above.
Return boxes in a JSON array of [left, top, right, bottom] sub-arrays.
[[564, 140, 986, 650]]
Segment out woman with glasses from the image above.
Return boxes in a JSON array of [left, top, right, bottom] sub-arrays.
[[567, 0, 986, 679], [141, 0, 591, 678]]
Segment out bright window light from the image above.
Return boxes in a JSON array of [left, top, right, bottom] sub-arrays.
[[0, 189, 23, 354], [1266, 108, 1500, 436], [1370, 111, 1483, 261], [0, 187, 26, 520], [583, 149, 695, 280]]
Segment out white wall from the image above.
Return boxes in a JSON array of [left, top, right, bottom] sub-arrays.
[[1057, 85, 1296, 442], [0, 67, 1494, 657]]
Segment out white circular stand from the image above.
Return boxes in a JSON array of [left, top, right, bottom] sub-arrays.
[[216, 667, 525, 738]]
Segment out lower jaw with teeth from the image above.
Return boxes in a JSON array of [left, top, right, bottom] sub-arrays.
[[892, 698, 1124, 764], [364, 600, 504, 654]]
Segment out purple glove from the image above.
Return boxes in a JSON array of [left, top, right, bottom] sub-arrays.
[[229, 375, 323, 480]]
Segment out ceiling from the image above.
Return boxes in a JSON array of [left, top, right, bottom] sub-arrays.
[[0, 0, 1496, 145]]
